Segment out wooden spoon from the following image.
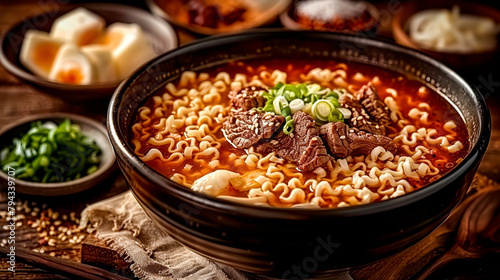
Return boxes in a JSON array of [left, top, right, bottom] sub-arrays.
[[415, 188, 500, 280]]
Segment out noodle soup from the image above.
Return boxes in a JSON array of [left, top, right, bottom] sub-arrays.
[[130, 59, 468, 208]]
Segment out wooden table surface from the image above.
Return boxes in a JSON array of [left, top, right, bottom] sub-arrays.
[[0, 1, 499, 280]]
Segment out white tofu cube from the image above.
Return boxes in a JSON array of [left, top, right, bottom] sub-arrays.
[[94, 23, 156, 79], [48, 43, 96, 85], [50, 8, 105, 46], [81, 45, 118, 83], [20, 30, 66, 79]]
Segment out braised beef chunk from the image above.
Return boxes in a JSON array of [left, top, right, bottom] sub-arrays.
[[223, 111, 284, 149], [258, 111, 330, 171], [320, 122, 397, 158], [298, 137, 331, 172], [228, 86, 266, 111], [339, 94, 386, 135], [354, 83, 392, 126], [268, 111, 318, 162], [293, 110, 318, 138]]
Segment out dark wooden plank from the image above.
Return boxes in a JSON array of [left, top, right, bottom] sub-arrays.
[[81, 235, 133, 276]]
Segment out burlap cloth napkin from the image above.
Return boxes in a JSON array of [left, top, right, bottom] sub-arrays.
[[79, 191, 353, 280]]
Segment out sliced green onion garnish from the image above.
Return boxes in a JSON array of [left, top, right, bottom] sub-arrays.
[[312, 100, 334, 122], [262, 91, 275, 100], [338, 108, 352, 119], [307, 84, 322, 93], [303, 103, 313, 115], [328, 99, 340, 108], [279, 84, 302, 101], [281, 106, 292, 117], [273, 96, 288, 115], [325, 91, 339, 99], [296, 84, 308, 96], [328, 112, 340, 123], [274, 82, 285, 90], [283, 116, 294, 135], [289, 99, 305, 114], [263, 98, 275, 112]]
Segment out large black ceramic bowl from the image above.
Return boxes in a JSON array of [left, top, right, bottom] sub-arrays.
[[107, 30, 491, 277]]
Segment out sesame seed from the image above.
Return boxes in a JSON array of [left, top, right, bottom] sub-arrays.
[[340, 135, 346, 139]]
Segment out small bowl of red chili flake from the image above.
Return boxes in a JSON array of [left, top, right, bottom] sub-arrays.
[[280, 0, 380, 34]]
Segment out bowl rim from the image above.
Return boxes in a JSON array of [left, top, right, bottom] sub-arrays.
[[0, 3, 178, 92], [0, 112, 116, 191], [108, 29, 491, 215]]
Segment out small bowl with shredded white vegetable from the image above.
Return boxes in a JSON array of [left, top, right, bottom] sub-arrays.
[[392, 1, 500, 68]]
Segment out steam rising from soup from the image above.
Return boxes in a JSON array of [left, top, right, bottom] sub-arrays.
[[130, 60, 468, 208]]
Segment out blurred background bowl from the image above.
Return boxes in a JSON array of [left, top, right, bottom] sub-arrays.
[[279, 0, 380, 34], [0, 3, 177, 101], [147, 0, 292, 35], [392, 1, 500, 69], [107, 30, 490, 276], [0, 113, 115, 196]]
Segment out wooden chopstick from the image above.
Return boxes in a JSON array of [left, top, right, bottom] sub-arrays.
[[0, 247, 131, 280]]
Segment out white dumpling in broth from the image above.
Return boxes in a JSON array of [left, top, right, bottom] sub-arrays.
[[191, 170, 242, 196]]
